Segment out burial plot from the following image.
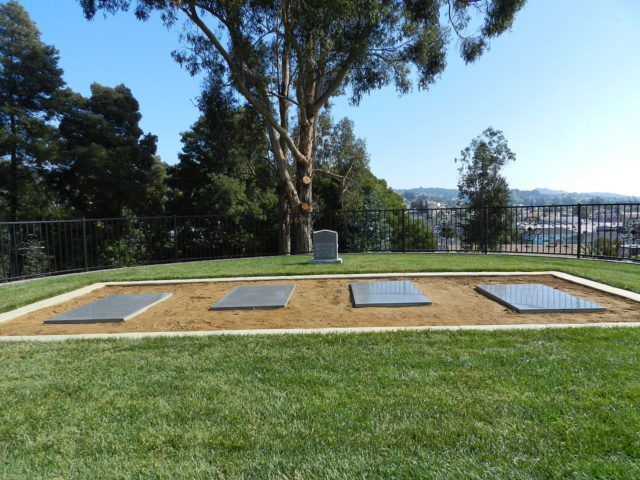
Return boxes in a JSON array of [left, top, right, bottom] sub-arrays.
[[45, 293, 172, 324], [350, 280, 431, 308], [475, 284, 606, 314], [210, 284, 296, 311], [310, 230, 343, 264]]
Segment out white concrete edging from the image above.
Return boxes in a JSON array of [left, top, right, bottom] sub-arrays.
[[1, 321, 640, 342]]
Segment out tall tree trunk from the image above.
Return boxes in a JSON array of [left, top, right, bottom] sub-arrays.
[[293, 116, 315, 253], [294, 161, 312, 253], [275, 30, 292, 255], [277, 182, 291, 255]]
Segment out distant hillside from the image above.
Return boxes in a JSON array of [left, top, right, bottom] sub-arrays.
[[511, 188, 639, 205], [395, 188, 458, 206], [396, 187, 639, 207], [530, 188, 634, 200]]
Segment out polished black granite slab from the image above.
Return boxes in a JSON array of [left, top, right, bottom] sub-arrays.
[[475, 284, 606, 314], [210, 284, 296, 310], [350, 280, 431, 308], [45, 293, 172, 324]]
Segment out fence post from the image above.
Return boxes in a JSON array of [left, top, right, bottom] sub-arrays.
[[576, 203, 582, 259], [173, 215, 178, 261], [402, 210, 406, 253], [82, 218, 88, 271]]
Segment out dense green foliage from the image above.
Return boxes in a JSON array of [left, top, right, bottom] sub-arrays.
[[0, 2, 164, 222], [457, 127, 516, 250], [52, 84, 163, 218], [164, 80, 411, 257], [1, 328, 639, 478], [168, 79, 276, 217], [0, 1, 432, 233], [0, 0, 64, 221], [0, 0, 433, 274]]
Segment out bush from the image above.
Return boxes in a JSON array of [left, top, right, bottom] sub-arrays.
[[98, 221, 149, 267]]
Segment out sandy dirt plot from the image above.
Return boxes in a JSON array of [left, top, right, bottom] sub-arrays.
[[1, 275, 638, 336]]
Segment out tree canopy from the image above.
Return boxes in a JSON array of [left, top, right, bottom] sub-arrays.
[[456, 127, 515, 209], [52, 83, 161, 218], [0, 0, 64, 221], [167, 78, 276, 217], [456, 126, 515, 249], [79, 0, 527, 253]]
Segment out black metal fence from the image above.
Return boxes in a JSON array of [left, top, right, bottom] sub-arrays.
[[1, 203, 639, 282]]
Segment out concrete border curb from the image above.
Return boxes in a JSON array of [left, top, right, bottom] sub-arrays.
[[1, 321, 640, 342]]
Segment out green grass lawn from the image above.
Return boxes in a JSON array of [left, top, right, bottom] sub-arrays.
[[1, 329, 639, 479], [1, 253, 639, 314]]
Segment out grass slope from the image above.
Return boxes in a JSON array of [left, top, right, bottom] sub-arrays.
[[1, 254, 639, 314], [1, 329, 639, 479]]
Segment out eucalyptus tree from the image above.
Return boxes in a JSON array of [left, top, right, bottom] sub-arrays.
[[79, 0, 526, 254], [0, 0, 65, 221]]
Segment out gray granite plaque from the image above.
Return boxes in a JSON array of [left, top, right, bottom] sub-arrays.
[[310, 230, 343, 264], [350, 281, 431, 308], [210, 284, 296, 310], [45, 293, 172, 324], [475, 284, 606, 314]]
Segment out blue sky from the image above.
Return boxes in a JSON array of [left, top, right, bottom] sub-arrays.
[[18, 0, 640, 196]]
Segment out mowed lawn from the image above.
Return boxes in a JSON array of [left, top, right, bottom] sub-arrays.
[[1, 329, 639, 479], [1, 255, 639, 479]]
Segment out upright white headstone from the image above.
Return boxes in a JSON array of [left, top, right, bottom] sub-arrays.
[[310, 230, 343, 264]]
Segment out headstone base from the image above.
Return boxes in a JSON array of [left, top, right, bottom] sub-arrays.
[[310, 258, 343, 264]]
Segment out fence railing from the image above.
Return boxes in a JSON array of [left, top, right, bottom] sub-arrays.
[[1, 203, 639, 282]]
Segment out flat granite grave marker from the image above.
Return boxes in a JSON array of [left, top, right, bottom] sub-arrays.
[[44, 293, 172, 324], [310, 230, 342, 264], [210, 284, 296, 310], [475, 284, 606, 314], [350, 280, 432, 308]]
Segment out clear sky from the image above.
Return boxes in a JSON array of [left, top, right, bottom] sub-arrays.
[[17, 0, 640, 196]]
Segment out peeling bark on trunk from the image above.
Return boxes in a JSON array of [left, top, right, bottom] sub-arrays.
[[293, 115, 315, 254], [294, 161, 313, 253]]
